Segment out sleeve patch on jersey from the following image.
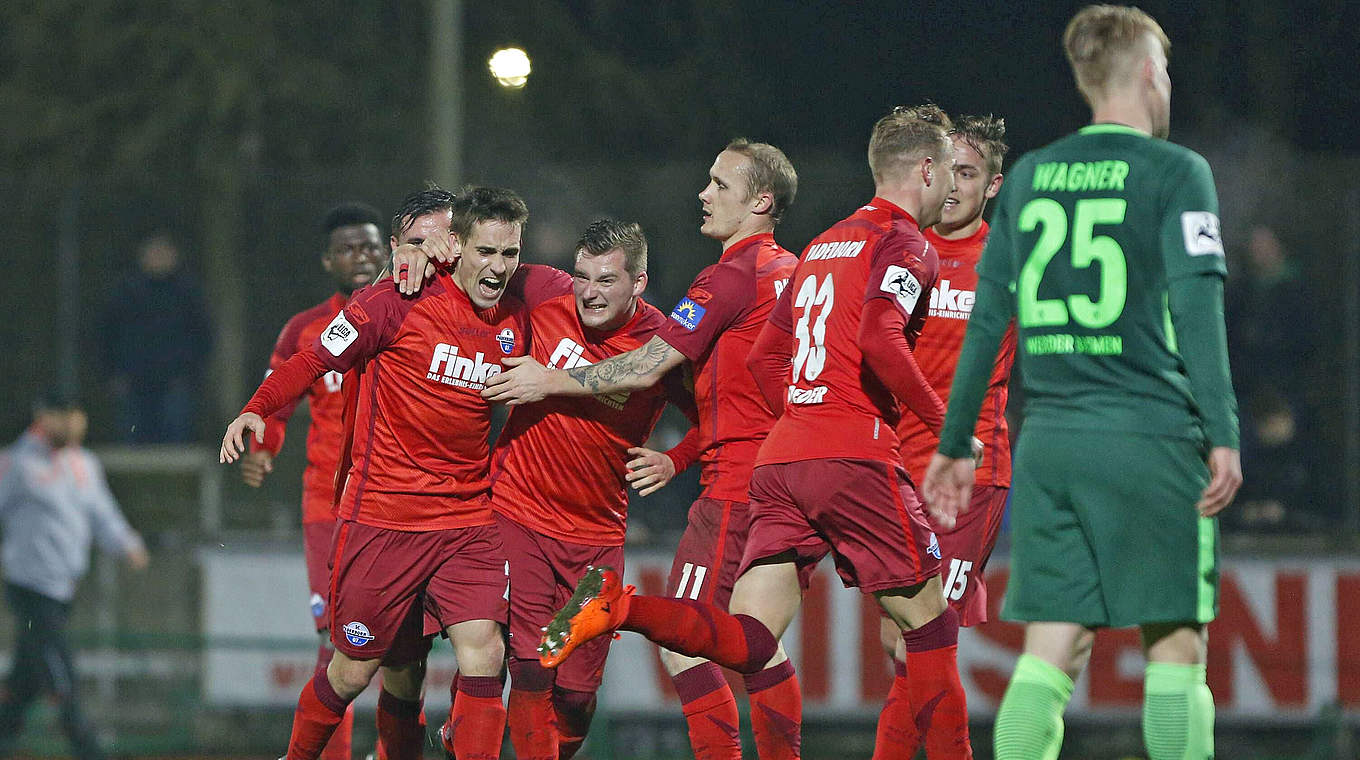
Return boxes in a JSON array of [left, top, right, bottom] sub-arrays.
[[880, 265, 923, 312], [321, 312, 359, 356], [670, 297, 707, 330], [1181, 211, 1224, 257]]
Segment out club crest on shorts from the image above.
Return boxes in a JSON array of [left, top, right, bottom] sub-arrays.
[[310, 593, 326, 620], [342, 621, 374, 647], [497, 328, 517, 354], [926, 533, 942, 560]]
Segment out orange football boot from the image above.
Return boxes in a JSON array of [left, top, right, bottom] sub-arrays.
[[538, 565, 634, 668]]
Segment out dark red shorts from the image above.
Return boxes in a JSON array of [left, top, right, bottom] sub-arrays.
[[665, 498, 749, 609], [498, 513, 622, 692], [936, 485, 1009, 626], [302, 520, 338, 632], [741, 459, 941, 593], [327, 520, 508, 663]]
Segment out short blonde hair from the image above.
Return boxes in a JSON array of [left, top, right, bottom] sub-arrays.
[[867, 104, 953, 184], [1064, 5, 1170, 105]]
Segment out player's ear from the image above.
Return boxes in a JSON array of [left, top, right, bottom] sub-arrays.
[[921, 156, 936, 187], [750, 190, 775, 216], [389, 235, 399, 253], [322, 250, 335, 274], [632, 270, 648, 298], [985, 172, 1004, 199]]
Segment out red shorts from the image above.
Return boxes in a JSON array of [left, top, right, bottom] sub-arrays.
[[328, 520, 508, 663], [666, 498, 749, 609], [936, 485, 1008, 626], [498, 513, 622, 692], [303, 520, 337, 632], [741, 459, 941, 593]]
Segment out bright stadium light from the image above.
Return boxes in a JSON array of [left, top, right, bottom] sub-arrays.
[[488, 47, 531, 89]]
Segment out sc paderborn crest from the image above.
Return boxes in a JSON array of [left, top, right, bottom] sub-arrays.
[[497, 328, 517, 354]]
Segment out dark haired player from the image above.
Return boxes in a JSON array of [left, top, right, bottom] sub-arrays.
[[222, 186, 530, 760]]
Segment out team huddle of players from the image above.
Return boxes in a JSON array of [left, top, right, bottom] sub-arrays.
[[220, 5, 1241, 760]]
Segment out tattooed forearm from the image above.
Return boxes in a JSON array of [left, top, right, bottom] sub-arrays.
[[566, 337, 675, 393]]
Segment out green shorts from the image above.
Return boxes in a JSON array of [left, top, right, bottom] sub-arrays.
[[1002, 426, 1219, 628]]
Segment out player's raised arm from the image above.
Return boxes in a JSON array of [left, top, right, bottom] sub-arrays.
[[482, 334, 686, 405]]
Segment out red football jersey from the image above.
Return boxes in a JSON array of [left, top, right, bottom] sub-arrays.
[[898, 223, 1016, 487], [757, 198, 938, 466], [490, 265, 678, 546], [315, 272, 529, 531], [656, 233, 798, 502], [253, 292, 351, 524]]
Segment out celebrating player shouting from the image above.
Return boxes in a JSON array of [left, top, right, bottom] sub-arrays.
[[923, 6, 1242, 759], [221, 187, 530, 760], [483, 139, 800, 760], [875, 115, 1015, 759], [537, 105, 975, 759]]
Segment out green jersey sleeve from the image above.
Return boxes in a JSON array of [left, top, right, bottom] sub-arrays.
[[1160, 151, 1228, 281]]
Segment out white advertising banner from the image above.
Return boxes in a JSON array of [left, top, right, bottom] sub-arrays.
[[201, 547, 1360, 720]]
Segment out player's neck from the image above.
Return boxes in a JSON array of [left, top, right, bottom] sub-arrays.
[[932, 214, 984, 241], [720, 219, 774, 252], [1089, 97, 1154, 136], [873, 186, 923, 227]]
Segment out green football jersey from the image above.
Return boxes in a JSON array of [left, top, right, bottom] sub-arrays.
[[976, 123, 1228, 439]]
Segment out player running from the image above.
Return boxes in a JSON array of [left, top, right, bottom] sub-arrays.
[[923, 7, 1241, 760], [221, 187, 530, 760], [236, 202, 387, 760], [537, 105, 975, 759], [482, 139, 801, 760], [874, 114, 1015, 759]]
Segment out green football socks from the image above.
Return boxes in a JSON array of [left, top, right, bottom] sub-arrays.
[[994, 654, 1074, 760], [1143, 662, 1215, 759]]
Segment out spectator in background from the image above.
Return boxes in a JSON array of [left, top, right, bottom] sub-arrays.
[[0, 392, 149, 760], [101, 232, 213, 443]]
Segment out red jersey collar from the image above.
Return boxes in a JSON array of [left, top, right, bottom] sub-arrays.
[[720, 231, 776, 262], [868, 197, 918, 228], [926, 219, 989, 249]]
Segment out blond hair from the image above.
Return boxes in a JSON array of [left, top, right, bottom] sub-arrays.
[[1064, 5, 1170, 105], [867, 104, 953, 184]]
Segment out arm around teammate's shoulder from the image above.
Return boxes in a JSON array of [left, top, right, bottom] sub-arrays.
[[483, 334, 687, 405]]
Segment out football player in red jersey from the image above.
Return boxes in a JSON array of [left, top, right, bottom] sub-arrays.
[[483, 140, 803, 760], [236, 201, 387, 760], [874, 114, 1015, 760], [536, 107, 979, 759], [221, 187, 529, 760]]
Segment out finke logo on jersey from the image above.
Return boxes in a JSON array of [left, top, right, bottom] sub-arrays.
[[1181, 211, 1225, 257], [881, 265, 923, 312], [496, 327, 517, 354], [928, 279, 976, 320], [321, 312, 359, 356], [342, 621, 374, 647], [670, 298, 706, 330], [926, 533, 941, 560], [426, 343, 502, 389], [804, 240, 866, 262], [309, 592, 325, 620], [548, 338, 630, 409]]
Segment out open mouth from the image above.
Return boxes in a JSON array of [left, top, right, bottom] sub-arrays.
[[477, 277, 504, 299]]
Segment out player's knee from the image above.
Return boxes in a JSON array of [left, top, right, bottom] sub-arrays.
[[659, 648, 706, 677], [327, 652, 379, 700], [379, 660, 427, 700], [1142, 622, 1206, 665], [448, 620, 506, 676]]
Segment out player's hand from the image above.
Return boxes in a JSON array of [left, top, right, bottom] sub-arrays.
[[970, 436, 985, 469], [922, 452, 976, 530], [219, 412, 266, 464], [125, 539, 150, 571], [482, 355, 554, 406], [625, 447, 677, 496], [392, 243, 437, 295], [240, 450, 274, 487], [1197, 446, 1242, 517]]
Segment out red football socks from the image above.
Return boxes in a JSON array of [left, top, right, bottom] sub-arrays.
[[508, 659, 557, 760], [287, 667, 353, 760], [745, 659, 802, 760], [673, 662, 742, 760], [624, 596, 778, 673], [313, 645, 354, 760], [871, 659, 921, 760], [376, 689, 425, 760], [553, 686, 597, 759], [902, 608, 972, 759], [448, 675, 507, 760]]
